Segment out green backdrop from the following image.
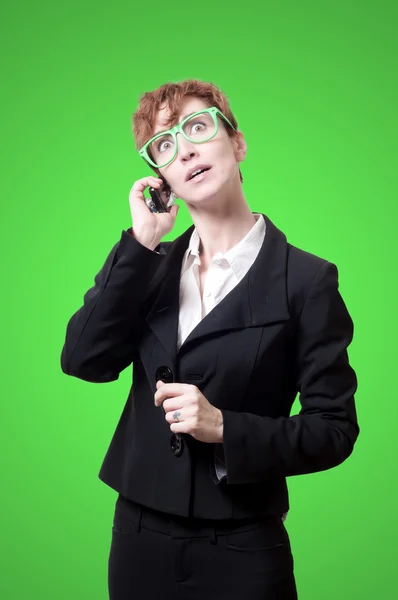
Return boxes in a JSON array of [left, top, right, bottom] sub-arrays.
[[2, 0, 397, 598]]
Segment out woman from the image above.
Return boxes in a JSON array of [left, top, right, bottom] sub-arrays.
[[61, 79, 359, 599]]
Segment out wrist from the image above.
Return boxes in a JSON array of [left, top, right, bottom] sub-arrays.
[[216, 409, 224, 443], [131, 228, 160, 251]]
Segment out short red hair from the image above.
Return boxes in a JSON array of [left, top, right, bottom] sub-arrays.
[[132, 79, 243, 183]]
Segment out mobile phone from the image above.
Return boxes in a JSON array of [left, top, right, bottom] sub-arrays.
[[148, 179, 175, 213]]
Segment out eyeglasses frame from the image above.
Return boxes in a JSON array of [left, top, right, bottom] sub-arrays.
[[138, 106, 236, 169]]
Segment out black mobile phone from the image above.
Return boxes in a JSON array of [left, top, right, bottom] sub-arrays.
[[148, 180, 173, 213]]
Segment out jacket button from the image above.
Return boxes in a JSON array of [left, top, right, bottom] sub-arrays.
[[155, 366, 173, 384], [170, 433, 184, 457], [155, 367, 181, 456]]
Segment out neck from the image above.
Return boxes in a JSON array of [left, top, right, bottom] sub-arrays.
[[187, 188, 257, 265]]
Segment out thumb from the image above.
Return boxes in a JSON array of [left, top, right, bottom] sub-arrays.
[[170, 203, 179, 218]]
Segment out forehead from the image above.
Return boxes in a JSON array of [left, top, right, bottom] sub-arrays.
[[153, 97, 210, 133]]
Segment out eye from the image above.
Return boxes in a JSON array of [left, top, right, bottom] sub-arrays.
[[157, 139, 173, 153], [190, 121, 206, 134]]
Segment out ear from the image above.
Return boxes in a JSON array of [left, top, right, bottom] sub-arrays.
[[232, 130, 247, 163]]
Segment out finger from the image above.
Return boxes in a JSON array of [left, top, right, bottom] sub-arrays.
[[165, 408, 184, 423], [149, 177, 163, 188], [156, 382, 190, 393], [154, 387, 168, 406], [155, 390, 181, 407], [130, 176, 162, 194], [169, 421, 188, 433], [169, 204, 179, 218], [154, 386, 188, 407], [149, 176, 164, 185], [162, 398, 185, 413]]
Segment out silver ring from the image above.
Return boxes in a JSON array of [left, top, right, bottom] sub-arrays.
[[173, 410, 181, 422]]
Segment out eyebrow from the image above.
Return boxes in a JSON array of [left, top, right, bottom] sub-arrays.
[[153, 111, 196, 137]]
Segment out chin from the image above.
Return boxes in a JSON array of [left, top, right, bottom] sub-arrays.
[[183, 189, 219, 207], [184, 176, 229, 204]]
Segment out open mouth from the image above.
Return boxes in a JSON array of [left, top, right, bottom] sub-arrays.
[[188, 167, 212, 182]]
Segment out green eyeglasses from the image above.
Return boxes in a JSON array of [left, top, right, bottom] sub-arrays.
[[138, 106, 236, 169]]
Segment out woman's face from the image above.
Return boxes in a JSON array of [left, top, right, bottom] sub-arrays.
[[154, 97, 247, 207]]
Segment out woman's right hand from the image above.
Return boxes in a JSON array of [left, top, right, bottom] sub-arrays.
[[128, 176, 179, 250]]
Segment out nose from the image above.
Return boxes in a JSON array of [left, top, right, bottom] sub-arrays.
[[175, 131, 198, 162]]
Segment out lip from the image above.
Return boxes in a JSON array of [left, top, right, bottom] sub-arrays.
[[185, 164, 212, 182]]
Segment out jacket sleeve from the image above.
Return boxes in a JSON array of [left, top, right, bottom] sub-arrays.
[[60, 229, 164, 383], [220, 261, 359, 484]]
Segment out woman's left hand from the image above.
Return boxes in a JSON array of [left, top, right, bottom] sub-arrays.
[[154, 381, 224, 443]]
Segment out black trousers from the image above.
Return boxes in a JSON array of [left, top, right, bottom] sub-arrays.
[[108, 495, 298, 600]]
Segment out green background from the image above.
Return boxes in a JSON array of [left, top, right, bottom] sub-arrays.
[[2, 0, 397, 598]]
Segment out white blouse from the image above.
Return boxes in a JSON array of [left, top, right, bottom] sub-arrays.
[[177, 213, 265, 348]]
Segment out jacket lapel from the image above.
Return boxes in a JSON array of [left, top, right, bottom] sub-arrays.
[[145, 214, 291, 362], [144, 225, 193, 366]]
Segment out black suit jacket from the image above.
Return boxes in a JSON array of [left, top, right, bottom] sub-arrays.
[[61, 214, 359, 519]]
